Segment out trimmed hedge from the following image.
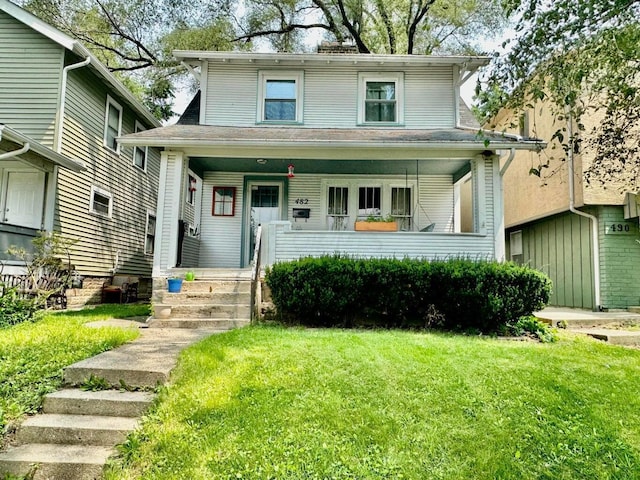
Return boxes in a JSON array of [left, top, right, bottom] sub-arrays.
[[265, 256, 552, 332]]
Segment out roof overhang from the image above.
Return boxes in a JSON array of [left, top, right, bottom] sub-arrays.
[[0, 125, 86, 172], [0, 0, 160, 128], [174, 51, 490, 81], [118, 125, 545, 161]]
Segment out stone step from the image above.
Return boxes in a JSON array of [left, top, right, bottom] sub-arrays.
[[16, 414, 138, 446], [169, 304, 251, 319], [148, 318, 251, 329], [629, 306, 640, 314], [575, 328, 640, 346], [160, 291, 250, 305], [179, 280, 251, 294], [0, 443, 113, 480], [43, 389, 154, 417]]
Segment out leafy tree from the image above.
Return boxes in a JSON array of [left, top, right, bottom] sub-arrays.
[[480, 0, 640, 191], [236, 0, 507, 54]]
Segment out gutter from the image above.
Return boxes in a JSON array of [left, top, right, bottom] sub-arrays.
[[0, 124, 85, 172], [55, 57, 91, 152], [567, 113, 601, 310]]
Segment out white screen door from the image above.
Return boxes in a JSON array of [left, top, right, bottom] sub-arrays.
[[246, 183, 281, 265]]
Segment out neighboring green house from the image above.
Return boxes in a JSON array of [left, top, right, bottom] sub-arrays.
[[118, 49, 543, 309], [0, 0, 161, 305], [496, 100, 640, 311]]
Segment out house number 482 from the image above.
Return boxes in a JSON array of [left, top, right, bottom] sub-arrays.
[[294, 198, 309, 204]]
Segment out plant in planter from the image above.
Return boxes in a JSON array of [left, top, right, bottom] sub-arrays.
[[184, 271, 196, 281], [354, 215, 398, 231]]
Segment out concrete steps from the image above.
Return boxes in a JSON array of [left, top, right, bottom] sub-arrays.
[[152, 275, 253, 329], [0, 327, 215, 479]]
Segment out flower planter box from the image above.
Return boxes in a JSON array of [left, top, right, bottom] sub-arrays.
[[354, 221, 398, 232]]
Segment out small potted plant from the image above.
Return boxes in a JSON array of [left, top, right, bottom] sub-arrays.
[[184, 271, 196, 281], [354, 215, 398, 232]]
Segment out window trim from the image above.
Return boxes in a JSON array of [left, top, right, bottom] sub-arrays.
[[257, 70, 304, 124], [103, 95, 123, 154], [358, 72, 404, 125], [212, 186, 236, 217], [145, 210, 156, 255], [133, 121, 148, 171], [89, 185, 113, 218]]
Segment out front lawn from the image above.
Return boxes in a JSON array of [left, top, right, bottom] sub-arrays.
[[0, 304, 146, 439], [106, 326, 640, 479]]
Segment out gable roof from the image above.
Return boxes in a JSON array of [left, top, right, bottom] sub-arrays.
[[0, 0, 160, 128]]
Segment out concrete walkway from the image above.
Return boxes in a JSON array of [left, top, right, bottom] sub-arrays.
[[0, 320, 224, 480], [535, 307, 640, 346]]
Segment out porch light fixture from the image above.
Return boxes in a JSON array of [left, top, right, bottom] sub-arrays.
[[287, 164, 295, 178]]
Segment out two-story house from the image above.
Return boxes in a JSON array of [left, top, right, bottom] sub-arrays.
[[118, 50, 543, 309], [497, 99, 640, 311], [0, 0, 161, 305]]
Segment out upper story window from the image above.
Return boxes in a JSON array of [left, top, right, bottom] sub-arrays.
[[104, 95, 123, 153], [133, 121, 147, 171], [358, 73, 404, 125], [257, 71, 303, 123]]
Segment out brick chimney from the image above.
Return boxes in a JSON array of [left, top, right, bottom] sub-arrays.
[[317, 41, 359, 54]]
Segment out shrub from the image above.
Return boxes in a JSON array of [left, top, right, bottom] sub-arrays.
[[265, 256, 552, 332], [0, 283, 40, 327]]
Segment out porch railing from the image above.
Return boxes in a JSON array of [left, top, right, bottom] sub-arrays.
[[250, 225, 263, 322]]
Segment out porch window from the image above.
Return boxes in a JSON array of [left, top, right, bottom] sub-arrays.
[[90, 186, 112, 217], [213, 187, 236, 216], [258, 71, 303, 123], [145, 212, 156, 255], [358, 187, 381, 217], [327, 186, 349, 230], [103, 95, 122, 153], [358, 73, 404, 125], [133, 121, 147, 171], [391, 187, 412, 230], [187, 174, 196, 205]]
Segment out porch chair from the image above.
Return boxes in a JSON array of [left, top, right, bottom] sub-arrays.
[[102, 276, 139, 303]]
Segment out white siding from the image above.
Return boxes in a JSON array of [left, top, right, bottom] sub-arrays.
[[203, 63, 456, 128], [270, 228, 493, 265], [198, 172, 457, 267], [200, 172, 244, 267]]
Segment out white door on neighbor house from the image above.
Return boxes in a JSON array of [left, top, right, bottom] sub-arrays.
[[3, 170, 45, 229], [246, 183, 282, 265]]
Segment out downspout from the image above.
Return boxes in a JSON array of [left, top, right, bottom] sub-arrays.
[[499, 148, 516, 176], [0, 137, 30, 161], [55, 57, 91, 153], [567, 114, 601, 310]]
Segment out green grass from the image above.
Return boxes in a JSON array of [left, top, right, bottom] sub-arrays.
[[0, 304, 146, 436], [105, 325, 640, 480]]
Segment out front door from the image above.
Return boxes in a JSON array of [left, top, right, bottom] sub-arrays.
[[246, 183, 282, 265], [3, 170, 45, 229]]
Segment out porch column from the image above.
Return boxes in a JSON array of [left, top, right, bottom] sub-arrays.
[[491, 154, 506, 261], [153, 150, 187, 276], [472, 155, 487, 236]]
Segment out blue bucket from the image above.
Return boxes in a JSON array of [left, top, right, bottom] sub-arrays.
[[167, 278, 183, 293]]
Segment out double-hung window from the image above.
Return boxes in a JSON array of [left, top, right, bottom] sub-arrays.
[[104, 95, 122, 153], [145, 212, 156, 255], [133, 121, 147, 171], [358, 73, 404, 125], [358, 186, 382, 217], [391, 187, 412, 230], [258, 71, 303, 123]]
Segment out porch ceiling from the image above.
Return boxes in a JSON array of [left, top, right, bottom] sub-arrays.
[[188, 156, 470, 177]]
